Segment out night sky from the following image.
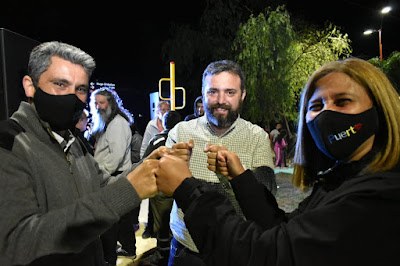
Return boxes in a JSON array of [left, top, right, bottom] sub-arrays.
[[1, 0, 399, 123]]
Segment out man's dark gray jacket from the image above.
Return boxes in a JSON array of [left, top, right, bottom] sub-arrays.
[[0, 102, 141, 265]]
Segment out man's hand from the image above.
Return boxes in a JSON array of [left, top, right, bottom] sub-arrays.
[[171, 139, 194, 162], [126, 159, 159, 199], [217, 150, 246, 179], [146, 146, 170, 160], [155, 155, 192, 196], [204, 143, 228, 175], [204, 144, 245, 180]]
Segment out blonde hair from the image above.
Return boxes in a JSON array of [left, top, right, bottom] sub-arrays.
[[293, 58, 400, 189]]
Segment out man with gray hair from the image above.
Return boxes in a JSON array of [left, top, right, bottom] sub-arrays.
[[89, 87, 137, 263], [90, 87, 134, 175], [0, 41, 158, 266], [166, 60, 276, 265]]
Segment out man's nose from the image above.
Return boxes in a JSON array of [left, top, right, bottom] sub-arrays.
[[217, 93, 226, 104]]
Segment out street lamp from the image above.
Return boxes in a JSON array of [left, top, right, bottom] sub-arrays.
[[381, 6, 392, 14], [363, 29, 382, 61], [363, 6, 392, 62]]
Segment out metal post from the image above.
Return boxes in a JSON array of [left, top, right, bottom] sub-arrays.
[[158, 62, 186, 110], [170, 62, 176, 110], [378, 29, 383, 62]]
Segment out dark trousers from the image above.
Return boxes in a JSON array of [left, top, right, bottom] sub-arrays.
[[100, 171, 137, 264], [150, 194, 174, 239], [168, 237, 206, 266], [100, 211, 137, 264], [101, 222, 118, 264]]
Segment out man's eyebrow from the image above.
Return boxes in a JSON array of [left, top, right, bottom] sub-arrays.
[[77, 84, 89, 90], [50, 78, 71, 85]]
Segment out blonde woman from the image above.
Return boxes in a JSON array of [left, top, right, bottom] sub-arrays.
[[154, 58, 400, 266]]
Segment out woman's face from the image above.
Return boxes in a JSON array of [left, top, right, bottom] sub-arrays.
[[306, 72, 373, 123], [305, 72, 375, 161]]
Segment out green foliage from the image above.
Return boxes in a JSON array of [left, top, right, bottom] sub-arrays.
[[233, 6, 295, 124], [368, 51, 400, 93], [161, 0, 286, 114], [233, 6, 352, 124]]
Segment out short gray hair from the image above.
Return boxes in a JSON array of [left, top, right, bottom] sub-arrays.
[[28, 41, 96, 85], [202, 60, 246, 93]]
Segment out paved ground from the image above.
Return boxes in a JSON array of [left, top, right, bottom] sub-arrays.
[[275, 170, 311, 212]]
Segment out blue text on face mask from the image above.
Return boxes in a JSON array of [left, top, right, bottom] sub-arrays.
[[328, 123, 362, 144]]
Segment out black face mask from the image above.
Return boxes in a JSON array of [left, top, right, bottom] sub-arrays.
[[307, 107, 379, 161], [32, 86, 86, 131]]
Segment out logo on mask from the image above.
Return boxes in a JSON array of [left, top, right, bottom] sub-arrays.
[[307, 107, 378, 161], [328, 123, 363, 144]]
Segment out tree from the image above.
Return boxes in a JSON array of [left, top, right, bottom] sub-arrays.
[[161, 0, 285, 116], [233, 6, 352, 130], [234, 6, 295, 127], [368, 51, 400, 93]]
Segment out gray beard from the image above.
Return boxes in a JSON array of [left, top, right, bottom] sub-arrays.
[[99, 106, 112, 124]]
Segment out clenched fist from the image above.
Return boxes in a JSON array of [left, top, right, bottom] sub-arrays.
[[155, 155, 192, 196], [127, 159, 159, 199], [171, 139, 194, 163]]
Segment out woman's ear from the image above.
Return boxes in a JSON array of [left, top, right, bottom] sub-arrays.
[[23, 75, 35, 98]]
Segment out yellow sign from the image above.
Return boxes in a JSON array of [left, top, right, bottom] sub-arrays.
[[158, 62, 186, 110]]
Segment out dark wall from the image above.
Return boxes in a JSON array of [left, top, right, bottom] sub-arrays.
[[0, 28, 40, 120]]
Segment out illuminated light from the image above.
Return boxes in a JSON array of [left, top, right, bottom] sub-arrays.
[[363, 29, 374, 35], [381, 6, 392, 14]]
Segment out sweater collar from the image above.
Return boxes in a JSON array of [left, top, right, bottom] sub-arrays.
[[12, 102, 74, 148]]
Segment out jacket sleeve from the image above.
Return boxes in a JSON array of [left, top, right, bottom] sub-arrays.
[[250, 130, 277, 194], [0, 148, 141, 265], [174, 177, 297, 266], [140, 120, 159, 158], [176, 174, 400, 266], [230, 170, 285, 229], [175, 177, 274, 266], [100, 118, 131, 174]]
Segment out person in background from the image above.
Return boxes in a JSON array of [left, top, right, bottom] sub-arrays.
[[140, 101, 170, 158], [0, 41, 158, 266], [165, 60, 276, 265], [90, 87, 136, 264], [129, 122, 143, 233], [74, 108, 94, 155], [140, 100, 171, 239], [274, 129, 287, 168], [141, 110, 182, 265], [90, 87, 133, 175], [155, 58, 400, 266], [184, 96, 204, 121], [269, 122, 282, 150], [131, 122, 143, 164]]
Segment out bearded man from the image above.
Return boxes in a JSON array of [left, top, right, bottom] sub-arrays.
[[165, 60, 276, 266], [90, 87, 137, 265], [90, 87, 133, 175]]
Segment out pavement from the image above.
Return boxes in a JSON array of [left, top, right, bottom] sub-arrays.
[[274, 167, 311, 212]]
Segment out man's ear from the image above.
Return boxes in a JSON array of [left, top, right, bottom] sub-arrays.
[[241, 89, 246, 101], [23, 75, 35, 98]]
